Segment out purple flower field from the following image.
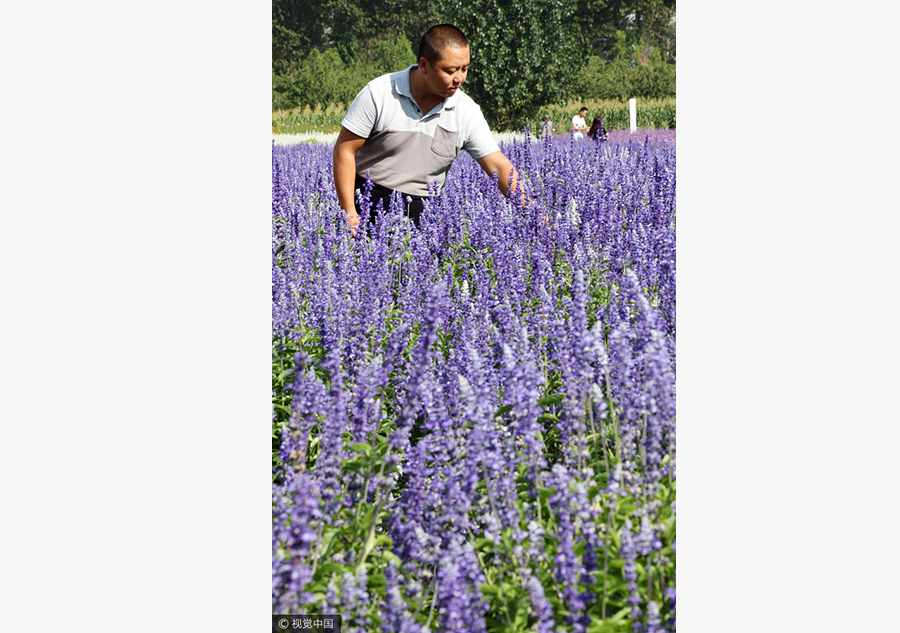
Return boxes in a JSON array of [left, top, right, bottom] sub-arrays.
[[272, 131, 676, 632]]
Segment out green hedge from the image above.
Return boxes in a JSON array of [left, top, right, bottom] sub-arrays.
[[575, 57, 675, 102]]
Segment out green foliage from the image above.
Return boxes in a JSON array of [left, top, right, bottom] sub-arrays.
[[271, 0, 677, 127], [570, 0, 621, 55], [273, 35, 417, 111], [369, 34, 418, 78], [274, 48, 348, 111], [574, 31, 675, 101], [327, 0, 443, 64], [272, 107, 344, 134], [272, 0, 331, 75], [621, 0, 676, 63], [273, 0, 444, 68], [272, 0, 675, 74], [443, 0, 585, 130], [576, 57, 675, 101]]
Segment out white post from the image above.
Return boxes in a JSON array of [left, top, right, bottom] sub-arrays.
[[629, 98, 637, 132]]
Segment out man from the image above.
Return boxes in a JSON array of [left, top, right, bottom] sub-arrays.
[[571, 107, 588, 139], [332, 24, 524, 232]]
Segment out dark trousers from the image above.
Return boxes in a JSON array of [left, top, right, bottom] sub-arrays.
[[354, 174, 427, 228]]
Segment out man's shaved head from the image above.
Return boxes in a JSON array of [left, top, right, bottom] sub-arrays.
[[418, 24, 469, 64]]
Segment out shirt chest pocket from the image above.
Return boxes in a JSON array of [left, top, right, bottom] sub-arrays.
[[430, 126, 460, 159]]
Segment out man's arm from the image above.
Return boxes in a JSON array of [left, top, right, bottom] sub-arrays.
[[332, 126, 367, 230], [476, 150, 526, 206]]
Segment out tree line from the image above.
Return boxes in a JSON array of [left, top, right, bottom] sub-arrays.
[[273, 0, 675, 130]]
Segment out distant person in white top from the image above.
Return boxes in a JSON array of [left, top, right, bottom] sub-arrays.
[[571, 107, 588, 139]]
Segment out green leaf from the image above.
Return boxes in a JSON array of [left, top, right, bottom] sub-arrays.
[[358, 504, 377, 532], [481, 584, 500, 597], [586, 606, 632, 632], [315, 561, 347, 578], [360, 533, 391, 565], [494, 405, 513, 418], [349, 442, 372, 457], [474, 537, 496, 551]]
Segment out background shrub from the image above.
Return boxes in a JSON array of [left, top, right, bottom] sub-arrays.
[[272, 1, 676, 126], [272, 35, 417, 111]]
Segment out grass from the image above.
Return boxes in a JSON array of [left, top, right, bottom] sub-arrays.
[[272, 104, 346, 135]]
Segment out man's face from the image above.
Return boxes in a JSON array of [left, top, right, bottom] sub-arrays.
[[422, 45, 470, 99], [580, 109, 588, 117]]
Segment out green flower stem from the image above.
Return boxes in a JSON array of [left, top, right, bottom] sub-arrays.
[[424, 579, 441, 631], [601, 499, 613, 620], [479, 462, 517, 631], [412, 570, 438, 620], [605, 374, 621, 461], [308, 520, 327, 579], [355, 498, 383, 571], [639, 415, 647, 473]]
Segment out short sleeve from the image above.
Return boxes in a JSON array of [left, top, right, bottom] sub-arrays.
[[461, 107, 500, 159], [341, 83, 377, 139]]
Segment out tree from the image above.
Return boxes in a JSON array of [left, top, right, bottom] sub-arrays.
[[273, 0, 330, 75], [571, 0, 626, 58], [567, 0, 675, 64], [369, 35, 418, 77], [271, 0, 675, 117], [326, 0, 445, 64], [620, 0, 675, 63], [443, 0, 585, 130]]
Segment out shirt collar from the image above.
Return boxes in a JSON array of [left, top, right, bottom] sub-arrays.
[[394, 65, 416, 99], [394, 65, 460, 111]]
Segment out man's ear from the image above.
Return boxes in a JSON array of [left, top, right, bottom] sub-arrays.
[[418, 57, 429, 74]]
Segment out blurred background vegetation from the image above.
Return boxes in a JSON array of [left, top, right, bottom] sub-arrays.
[[272, 98, 675, 136], [273, 0, 675, 131]]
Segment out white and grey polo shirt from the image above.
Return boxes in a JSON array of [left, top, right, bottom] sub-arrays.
[[341, 66, 500, 198]]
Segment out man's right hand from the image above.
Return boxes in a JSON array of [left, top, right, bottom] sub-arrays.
[[347, 209, 360, 237]]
